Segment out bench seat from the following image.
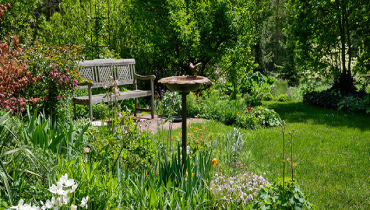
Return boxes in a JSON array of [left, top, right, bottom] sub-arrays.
[[73, 90, 152, 105]]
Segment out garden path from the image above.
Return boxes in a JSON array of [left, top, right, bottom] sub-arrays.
[[92, 113, 206, 134]]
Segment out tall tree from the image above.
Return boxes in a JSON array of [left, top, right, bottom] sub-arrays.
[[290, 0, 370, 92], [126, 0, 256, 79]]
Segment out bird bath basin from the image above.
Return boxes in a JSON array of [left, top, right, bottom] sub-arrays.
[[158, 75, 210, 167], [158, 76, 210, 93]]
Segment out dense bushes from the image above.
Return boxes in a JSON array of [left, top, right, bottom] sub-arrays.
[[185, 82, 282, 129], [303, 90, 370, 113]]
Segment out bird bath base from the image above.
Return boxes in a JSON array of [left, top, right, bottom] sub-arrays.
[[158, 76, 210, 168]]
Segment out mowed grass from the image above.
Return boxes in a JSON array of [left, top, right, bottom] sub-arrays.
[[156, 101, 369, 209]]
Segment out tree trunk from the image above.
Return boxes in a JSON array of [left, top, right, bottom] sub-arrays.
[[334, 2, 355, 93]]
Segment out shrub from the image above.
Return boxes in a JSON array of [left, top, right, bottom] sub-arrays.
[[157, 90, 182, 116], [236, 106, 282, 129], [337, 94, 370, 113], [262, 93, 273, 101], [0, 36, 41, 113], [303, 89, 370, 113], [22, 40, 83, 119], [303, 90, 340, 109], [276, 94, 288, 102]]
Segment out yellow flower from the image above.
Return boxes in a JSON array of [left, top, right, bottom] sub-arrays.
[[192, 173, 195, 177], [212, 158, 217, 166]]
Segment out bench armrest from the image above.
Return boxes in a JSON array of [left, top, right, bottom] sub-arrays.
[[134, 73, 156, 81]]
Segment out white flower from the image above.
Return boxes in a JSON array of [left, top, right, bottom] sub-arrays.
[[69, 184, 78, 193], [65, 178, 75, 187], [41, 200, 54, 210], [71, 204, 77, 210], [56, 197, 63, 207], [56, 182, 66, 196], [10, 199, 24, 209], [49, 184, 58, 194], [59, 174, 68, 185], [62, 194, 70, 205], [80, 196, 89, 209]]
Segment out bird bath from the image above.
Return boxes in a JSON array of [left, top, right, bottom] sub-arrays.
[[158, 75, 210, 167]]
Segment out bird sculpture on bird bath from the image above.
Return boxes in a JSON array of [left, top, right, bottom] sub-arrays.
[[189, 62, 201, 76], [158, 62, 210, 169]]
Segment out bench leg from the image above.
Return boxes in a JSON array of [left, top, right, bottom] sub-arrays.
[[134, 98, 138, 117], [89, 102, 93, 121], [151, 94, 154, 119]]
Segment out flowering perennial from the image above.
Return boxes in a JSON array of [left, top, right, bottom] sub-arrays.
[[10, 173, 88, 210], [210, 172, 269, 207]]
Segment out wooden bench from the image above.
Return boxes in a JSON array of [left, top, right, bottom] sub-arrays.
[[72, 59, 155, 121]]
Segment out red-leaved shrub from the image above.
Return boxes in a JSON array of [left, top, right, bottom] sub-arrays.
[[0, 36, 40, 112]]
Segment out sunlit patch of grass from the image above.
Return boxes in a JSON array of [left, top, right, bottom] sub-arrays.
[[156, 101, 370, 209]]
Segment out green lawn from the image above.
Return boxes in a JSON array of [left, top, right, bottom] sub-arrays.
[[158, 101, 370, 209]]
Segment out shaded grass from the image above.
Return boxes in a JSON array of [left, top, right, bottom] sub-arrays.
[[156, 101, 370, 209]]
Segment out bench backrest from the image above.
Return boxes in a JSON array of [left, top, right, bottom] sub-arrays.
[[78, 59, 135, 89]]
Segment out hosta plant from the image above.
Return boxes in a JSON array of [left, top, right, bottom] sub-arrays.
[[236, 106, 282, 129]]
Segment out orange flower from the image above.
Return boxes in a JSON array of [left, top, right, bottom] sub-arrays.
[[212, 158, 217, 166]]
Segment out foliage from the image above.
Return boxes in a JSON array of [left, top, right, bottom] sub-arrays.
[[276, 94, 288, 102], [157, 90, 182, 116], [263, 93, 274, 101], [53, 157, 122, 209], [303, 89, 370, 113], [0, 112, 48, 206], [0, 36, 41, 113], [251, 179, 313, 210], [236, 106, 282, 129], [303, 90, 341, 109], [289, 0, 370, 92], [127, 0, 258, 79], [21, 107, 89, 157], [223, 128, 246, 170], [211, 172, 270, 208], [88, 113, 156, 169], [22, 40, 82, 119]]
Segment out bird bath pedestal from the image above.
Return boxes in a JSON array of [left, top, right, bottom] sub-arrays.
[[158, 76, 210, 167]]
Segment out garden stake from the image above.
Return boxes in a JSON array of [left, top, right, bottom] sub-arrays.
[[282, 121, 286, 194], [290, 130, 294, 181]]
